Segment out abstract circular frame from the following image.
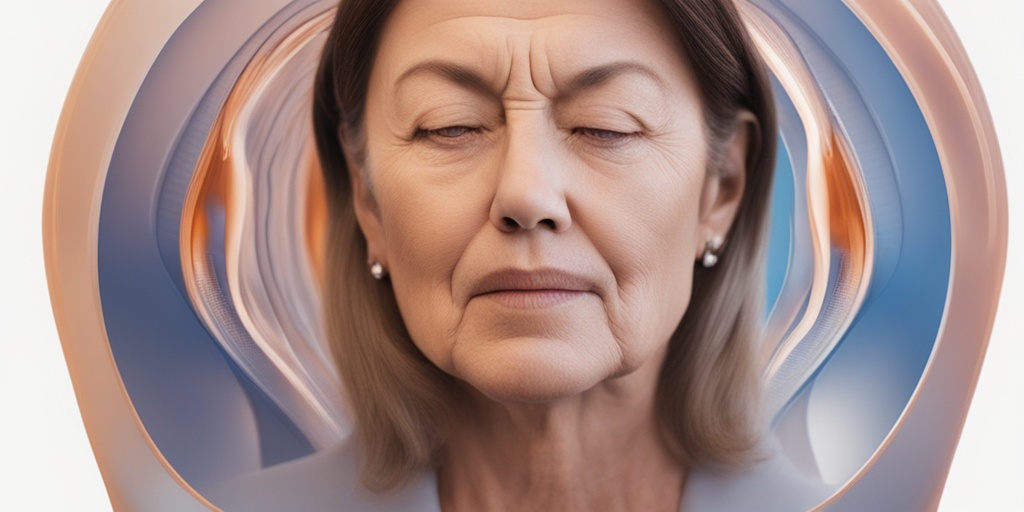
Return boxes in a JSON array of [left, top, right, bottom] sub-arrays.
[[43, 0, 1007, 510]]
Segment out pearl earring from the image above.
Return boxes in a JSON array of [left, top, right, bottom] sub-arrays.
[[369, 261, 386, 280], [701, 235, 725, 268]]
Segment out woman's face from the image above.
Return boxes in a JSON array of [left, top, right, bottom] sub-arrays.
[[350, 0, 746, 402]]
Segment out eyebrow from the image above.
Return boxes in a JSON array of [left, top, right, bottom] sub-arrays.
[[395, 60, 494, 96], [394, 59, 666, 97], [566, 61, 665, 91]]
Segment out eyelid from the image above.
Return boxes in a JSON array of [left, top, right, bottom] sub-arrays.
[[570, 126, 642, 146], [420, 126, 474, 137], [413, 125, 484, 146], [573, 126, 633, 138]]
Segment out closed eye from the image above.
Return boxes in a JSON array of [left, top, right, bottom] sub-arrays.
[[571, 127, 639, 145], [414, 125, 482, 145]]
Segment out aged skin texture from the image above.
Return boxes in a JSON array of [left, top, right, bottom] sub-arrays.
[[347, 0, 753, 509]]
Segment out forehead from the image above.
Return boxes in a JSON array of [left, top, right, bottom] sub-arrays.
[[373, 0, 692, 95]]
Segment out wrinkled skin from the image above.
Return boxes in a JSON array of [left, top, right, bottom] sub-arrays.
[[347, 0, 751, 509]]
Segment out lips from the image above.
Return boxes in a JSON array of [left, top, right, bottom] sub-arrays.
[[469, 268, 598, 308]]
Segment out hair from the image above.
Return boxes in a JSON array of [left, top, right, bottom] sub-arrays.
[[313, 0, 777, 491]]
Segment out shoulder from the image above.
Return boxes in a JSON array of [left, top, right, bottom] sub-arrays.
[[680, 438, 836, 512], [204, 439, 440, 512]]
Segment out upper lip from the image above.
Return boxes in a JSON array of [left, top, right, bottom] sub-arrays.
[[470, 268, 597, 297]]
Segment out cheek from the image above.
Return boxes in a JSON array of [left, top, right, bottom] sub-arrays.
[[370, 152, 492, 369], [579, 147, 705, 362]]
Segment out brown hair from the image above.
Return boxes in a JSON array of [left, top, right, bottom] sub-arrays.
[[313, 0, 777, 491]]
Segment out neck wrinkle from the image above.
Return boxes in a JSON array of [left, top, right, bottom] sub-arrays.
[[437, 368, 686, 512]]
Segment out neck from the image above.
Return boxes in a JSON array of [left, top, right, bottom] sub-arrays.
[[438, 358, 686, 512]]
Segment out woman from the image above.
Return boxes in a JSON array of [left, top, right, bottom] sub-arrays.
[[213, 0, 781, 509]]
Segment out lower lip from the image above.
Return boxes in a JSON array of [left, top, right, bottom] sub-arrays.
[[475, 289, 589, 309]]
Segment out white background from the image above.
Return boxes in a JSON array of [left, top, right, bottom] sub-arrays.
[[0, 1, 1019, 510]]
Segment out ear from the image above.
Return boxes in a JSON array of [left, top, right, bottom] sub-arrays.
[[695, 110, 756, 260], [343, 133, 388, 269]]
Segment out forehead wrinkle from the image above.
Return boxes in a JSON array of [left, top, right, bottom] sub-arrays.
[[424, 12, 619, 28], [495, 31, 553, 106], [384, 9, 687, 115], [402, 11, 628, 92], [528, 31, 557, 99]]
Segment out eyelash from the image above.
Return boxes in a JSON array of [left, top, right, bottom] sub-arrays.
[[412, 125, 640, 147], [414, 126, 481, 144], [571, 127, 639, 144]]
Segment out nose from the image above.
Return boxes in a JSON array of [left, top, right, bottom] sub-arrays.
[[488, 119, 572, 233]]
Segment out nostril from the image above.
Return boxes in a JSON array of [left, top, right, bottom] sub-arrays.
[[498, 216, 560, 231]]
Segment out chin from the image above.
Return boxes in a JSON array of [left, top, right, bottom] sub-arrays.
[[451, 335, 622, 403]]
